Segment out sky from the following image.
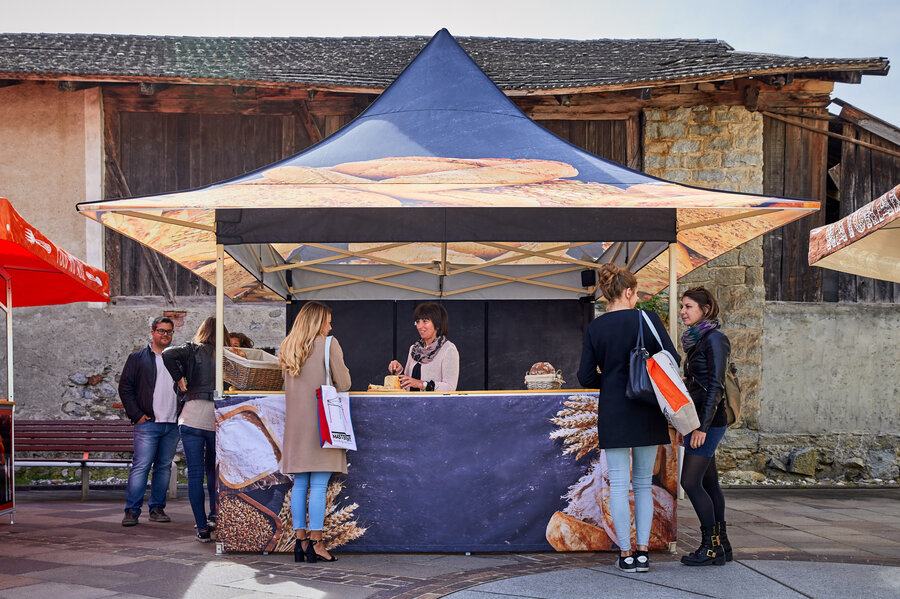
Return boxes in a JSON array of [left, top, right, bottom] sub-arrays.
[[6, 0, 899, 124]]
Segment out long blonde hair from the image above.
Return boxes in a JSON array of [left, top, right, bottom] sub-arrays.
[[278, 302, 331, 377]]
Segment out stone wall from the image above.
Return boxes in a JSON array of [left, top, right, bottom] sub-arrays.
[[0, 300, 286, 420], [642, 105, 899, 483], [643, 104, 765, 428]]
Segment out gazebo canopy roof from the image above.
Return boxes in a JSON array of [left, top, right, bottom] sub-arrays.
[[79, 30, 818, 302]]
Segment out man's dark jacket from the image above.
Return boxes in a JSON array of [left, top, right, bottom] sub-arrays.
[[119, 345, 160, 424]]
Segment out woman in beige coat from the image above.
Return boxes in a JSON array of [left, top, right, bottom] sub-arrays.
[[278, 301, 351, 564]]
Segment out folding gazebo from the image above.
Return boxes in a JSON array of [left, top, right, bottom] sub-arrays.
[[78, 29, 819, 393]]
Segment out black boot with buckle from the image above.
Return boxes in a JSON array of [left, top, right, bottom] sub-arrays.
[[681, 525, 725, 566], [715, 521, 733, 562]]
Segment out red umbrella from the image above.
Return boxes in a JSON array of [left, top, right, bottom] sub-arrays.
[[0, 197, 108, 306], [0, 197, 109, 516]]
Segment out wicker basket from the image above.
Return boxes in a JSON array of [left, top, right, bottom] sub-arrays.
[[524, 371, 564, 390], [224, 348, 284, 391]]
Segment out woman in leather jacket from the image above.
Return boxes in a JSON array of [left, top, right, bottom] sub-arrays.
[[679, 287, 732, 567], [163, 316, 227, 542]]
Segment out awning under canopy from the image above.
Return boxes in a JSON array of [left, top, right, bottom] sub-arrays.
[[78, 29, 818, 302], [809, 184, 900, 283]]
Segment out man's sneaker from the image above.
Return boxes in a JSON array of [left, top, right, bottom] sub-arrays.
[[148, 507, 171, 523], [207, 515, 217, 530], [635, 550, 650, 572], [196, 529, 212, 543], [616, 554, 637, 572], [121, 509, 139, 527]]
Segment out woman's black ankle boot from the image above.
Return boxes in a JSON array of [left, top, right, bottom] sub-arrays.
[[716, 521, 733, 562], [681, 525, 725, 566]]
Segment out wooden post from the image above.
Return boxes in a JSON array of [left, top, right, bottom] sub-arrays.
[[215, 244, 224, 396]]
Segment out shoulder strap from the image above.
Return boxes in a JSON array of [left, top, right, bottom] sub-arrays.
[[323, 335, 333, 386], [640, 310, 664, 349]]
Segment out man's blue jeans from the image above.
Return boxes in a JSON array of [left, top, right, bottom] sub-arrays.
[[124, 421, 179, 515], [179, 425, 216, 531]]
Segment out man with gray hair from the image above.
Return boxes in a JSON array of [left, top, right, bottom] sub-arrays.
[[119, 316, 180, 526]]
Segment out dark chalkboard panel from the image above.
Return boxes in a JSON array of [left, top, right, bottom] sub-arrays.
[[288, 300, 593, 391]]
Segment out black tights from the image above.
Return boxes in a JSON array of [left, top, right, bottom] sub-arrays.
[[681, 454, 725, 528]]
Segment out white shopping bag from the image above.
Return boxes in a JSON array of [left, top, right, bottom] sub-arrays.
[[640, 311, 701, 435], [316, 336, 357, 450]]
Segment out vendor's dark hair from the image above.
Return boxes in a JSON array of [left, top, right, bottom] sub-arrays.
[[151, 316, 173, 331], [682, 286, 719, 321], [596, 263, 638, 301], [414, 302, 449, 336], [230, 332, 254, 348]]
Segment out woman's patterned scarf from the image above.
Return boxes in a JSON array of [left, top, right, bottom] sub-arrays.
[[681, 319, 721, 351], [411, 335, 446, 365]]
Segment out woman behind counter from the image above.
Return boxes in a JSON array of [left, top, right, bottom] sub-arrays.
[[679, 287, 732, 567], [162, 316, 224, 543], [388, 302, 459, 391], [577, 264, 679, 573], [278, 301, 351, 564]]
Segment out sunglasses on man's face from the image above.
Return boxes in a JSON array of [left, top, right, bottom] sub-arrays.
[[154, 329, 174, 336]]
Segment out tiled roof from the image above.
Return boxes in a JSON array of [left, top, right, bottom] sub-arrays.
[[0, 33, 888, 91]]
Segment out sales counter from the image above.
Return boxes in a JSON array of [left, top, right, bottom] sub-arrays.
[[214, 390, 679, 554]]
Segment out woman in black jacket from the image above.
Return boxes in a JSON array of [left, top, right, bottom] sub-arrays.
[[163, 317, 227, 542], [679, 287, 731, 566], [578, 264, 679, 573]]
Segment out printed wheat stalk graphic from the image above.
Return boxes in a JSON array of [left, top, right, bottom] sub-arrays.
[[273, 477, 368, 552], [549, 394, 598, 460]]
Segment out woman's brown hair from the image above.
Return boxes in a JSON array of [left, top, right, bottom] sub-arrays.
[[413, 302, 449, 336], [596, 263, 638, 301], [682, 286, 720, 321], [193, 316, 230, 345]]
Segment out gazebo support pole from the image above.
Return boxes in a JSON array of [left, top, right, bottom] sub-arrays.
[[668, 243, 685, 501], [0, 269, 14, 522], [215, 244, 224, 396]]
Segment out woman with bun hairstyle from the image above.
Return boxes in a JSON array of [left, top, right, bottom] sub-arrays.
[[577, 264, 679, 573], [279, 301, 351, 564], [679, 286, 732, 567]]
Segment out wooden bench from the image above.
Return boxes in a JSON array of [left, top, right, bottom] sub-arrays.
[[14, 420, 177, 501]]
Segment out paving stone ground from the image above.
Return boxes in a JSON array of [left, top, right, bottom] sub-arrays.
[[0, 487, 898, 598]]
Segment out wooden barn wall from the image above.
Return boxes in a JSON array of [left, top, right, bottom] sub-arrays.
[[102, 86, 359, 298], [762, 114, 828, 302], [102, 85, 640, 297], [835, 122, 900, 303]]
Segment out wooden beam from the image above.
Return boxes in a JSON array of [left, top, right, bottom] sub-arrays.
[[297, 99, 323, 143], [834, 98, 900, 147], [140, 244, 175, 305], [58, 81, 98, 92], [763, 111, 900, 160], [139, 82, 170, 96]]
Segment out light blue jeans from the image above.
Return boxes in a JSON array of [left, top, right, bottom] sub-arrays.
[[291, 472, 332, 531], [124, 421, 179, 514], [605, 445, 658, 552]]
